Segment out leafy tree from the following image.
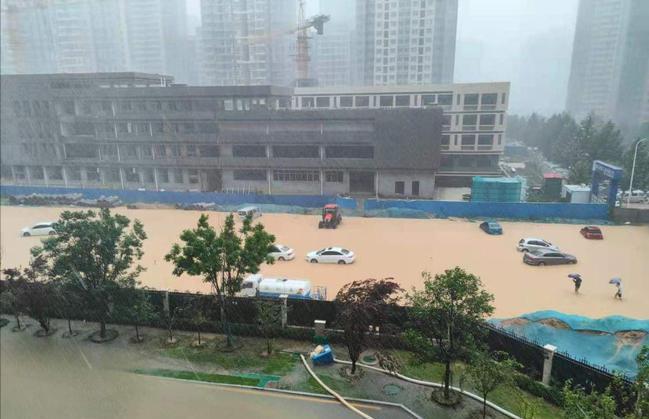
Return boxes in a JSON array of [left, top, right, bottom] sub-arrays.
[[185, 298, 209, 346], [335, 278, 402, 374], [160, 302, 185, 344], [0, 288, 23, 331], [166, 214, 275, 348], [120, 289, 156, 343], [32, 209, 146, 340], [406, 267, 494, 401], [634, 345, 649, 418], [622, 138, 649, 191], [562, 381, 616, 419], [466, 351, 520, 419], [2, 256, 56, 335], [255, 300, 282, 355]]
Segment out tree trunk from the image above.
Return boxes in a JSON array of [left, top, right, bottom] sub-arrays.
[[15, 314, 21, 329], [267, 338, 272, 355], [443, 359, 451, 400], [351, 359, 357, 375], [483, 395, 487, 419], [100, 319, 107, 339], [197, 329, 201, 345], [219, 296, 232, 348], [135, 324, 140, 341], [39, 318, 50, 333], [67, 318, 73, 335]]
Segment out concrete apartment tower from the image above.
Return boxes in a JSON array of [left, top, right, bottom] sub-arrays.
[[354, 0, 458, 86], [199, 0, 296, 86], [310, 0, 354, 87], [566, 0, 649, 132]]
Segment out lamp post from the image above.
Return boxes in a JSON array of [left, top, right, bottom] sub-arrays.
[[627, 138, 648, 206]]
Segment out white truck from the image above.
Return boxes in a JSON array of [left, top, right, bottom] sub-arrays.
[[238, 274, 327, 300]]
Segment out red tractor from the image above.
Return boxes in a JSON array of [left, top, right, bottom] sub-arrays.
[[318, 204, 342, 229]]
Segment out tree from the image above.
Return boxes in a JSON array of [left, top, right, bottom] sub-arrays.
[[53, 282, 84, 337], [2, 256, 57, 335], [335, 278, 402, 375], [255, 300, 282, 355], [567, 115, 624, 183], [406, 267, 495, 401], [562, 381, 616, 419], [165, 214, 275, 348], [120, 289, 156, 343], [0, 288, 23, 331], [633, 345, 649, 418], [32, 209, 146, 340], [186, 298, 209, 346], [466, 351, 520, 419], [160, 303, 184, 344]]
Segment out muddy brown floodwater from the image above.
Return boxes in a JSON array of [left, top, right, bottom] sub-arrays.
[[2, 205, 648, 319]]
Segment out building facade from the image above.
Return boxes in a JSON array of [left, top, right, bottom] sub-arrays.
[[293, 82, 510, 186], [355, 0, 457, 86], [0, 0, 193, 82], [1, 73, 443, 198], [199, 0, 295, 87], [566, 0, 649, 132]]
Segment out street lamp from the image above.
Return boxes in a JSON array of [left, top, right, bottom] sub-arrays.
[[627, 137, 648, 206]]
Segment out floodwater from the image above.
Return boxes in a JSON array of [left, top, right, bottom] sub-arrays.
[[1, 322, 402, 419], [2, 205, 648, 319]]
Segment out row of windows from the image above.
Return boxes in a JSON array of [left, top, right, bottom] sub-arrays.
[[66, 121, 220, 137], [232, 170, 344, 183], [6, 165, 200, 185], [64, 143, 220, 160], [299, 92, 505, 109], [232, 145, 374, 159], [440, 134, 503, 149], [273, 170, 320, 182]]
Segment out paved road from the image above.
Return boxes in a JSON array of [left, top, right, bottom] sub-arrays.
[[0, 322, 409, 419]]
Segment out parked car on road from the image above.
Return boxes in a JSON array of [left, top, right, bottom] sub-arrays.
[[237, 206, 262, 220], [517, 238, 559, 253], [523, 250, 577, 266], [306, 247, 355, 264], [21, 222, 56, 237], [479, 221, 503, 235], [268, 244, 295, 261], [580, 226, 603, 240]]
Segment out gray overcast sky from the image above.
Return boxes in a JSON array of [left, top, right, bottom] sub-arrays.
[[186, 0, 579, 115]]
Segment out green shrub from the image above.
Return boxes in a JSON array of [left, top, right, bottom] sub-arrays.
[[514, 374, 564, 406]]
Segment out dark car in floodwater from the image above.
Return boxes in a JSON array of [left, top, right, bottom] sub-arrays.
[[523, 250, 577, 266]]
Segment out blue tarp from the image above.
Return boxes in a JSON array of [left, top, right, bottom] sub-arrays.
[[491, 310, 649, 377]]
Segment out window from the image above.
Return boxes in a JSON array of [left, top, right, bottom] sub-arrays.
[[325, 171, 343, 183], [188, 169, 200, 184], [273, 170, 319, 182], [154, 145, 167, 158], [316, 97, 330, 108], [233, 169, 267, 181], [71, 122, 95, 136], [272, 145, 319, 158], [499, 114, 504, 125], [118, 101, 132, 111], [125, 168, 139, 182], [462, 114, 477, 127], [232, 145, 266, 157], [379, 95, 394, 107], [142, 168, 155, 183], [301, 97, 315, 108], [68, 167, 82, 181], [168, 101, 178, 111], [157, 169, 169, 183], [412, 181, 420, 196], [441, 135, 450, 150], [86, 167, 100, 182], [339, 96, 353, 107], [30, 166, 44, 180], [151, 122, 164, 134], [325, 145, 374, 159], [136, 101, 147, 111], [185, 145, 197, 157], [100, 144, 118, 159], [479, 114, 496, 128], [116, 122, 130, 134], [135, 122, 149, 134], [354, 96, 370, 107], [197, 122, 218, 133], [395, 95, 409, 106], [422, 94, 436, 106], [173, 169, 184, 183], [442, 114, 451, 128], [47, 166, 63, 180], [501, 93, 507, 104], [438, 94, 452, 105], [66, 143, 98, 159], [105, 168, 120, 182], [481, 93, 497, 105], [464, 94, 479, 105], [478, 134, 493, 150], [395, 181, 405, 194], [199, 145, 219, 157], [461, 135, 476, 150]]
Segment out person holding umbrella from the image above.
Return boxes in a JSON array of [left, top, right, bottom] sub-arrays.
[[609, 278, 622, 300], [568, 274, 582, 294]]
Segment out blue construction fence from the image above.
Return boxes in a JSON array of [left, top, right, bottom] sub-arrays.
[[1, 185, 610, 221], [0, 185, 357, 210], [364, 199, 610, 221]]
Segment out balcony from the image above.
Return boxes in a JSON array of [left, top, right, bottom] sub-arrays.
[[463, 125, 477, 131], [479, 125, 495, 131], [461, 145, 475, 151], [477, 145, 493, 151]]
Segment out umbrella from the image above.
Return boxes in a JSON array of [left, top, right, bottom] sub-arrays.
[[609, 277, 622, 285], [568, 273, 582, 280]]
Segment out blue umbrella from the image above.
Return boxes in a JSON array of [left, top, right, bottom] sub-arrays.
[[568, 273, 581, 280], [609, 277, 622, 285]]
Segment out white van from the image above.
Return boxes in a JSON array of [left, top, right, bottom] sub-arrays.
[[621, 190, 646, 203], [237, 206, 262, 220]]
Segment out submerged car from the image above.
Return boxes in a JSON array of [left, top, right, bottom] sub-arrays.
[[21, 222, 56, 237], [517, 238, 559, 253], [523, 250, 577, 266], [480, 221, 502, 235], [580, 226, 603, 240], [268, 244, 295, 261], [306, 247, 355, 264]]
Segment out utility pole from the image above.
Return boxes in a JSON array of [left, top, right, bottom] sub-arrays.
[[627, 138, 647, 206]]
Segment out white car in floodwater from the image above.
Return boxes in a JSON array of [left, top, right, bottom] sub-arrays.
[[21, 222, 56, 237], [306, 247, 356, 264], [268, 244, 295, 261]]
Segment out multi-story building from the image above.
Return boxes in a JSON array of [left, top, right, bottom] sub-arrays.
[[312, 27, 354, 87], [293, 83, 509, 186], [1, 73, 443, 198], [566, 0, 649, 132], [355, 0, 457, 86], [0, 0, 192, 81], [199, 0, 295, 87]]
